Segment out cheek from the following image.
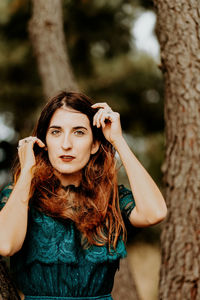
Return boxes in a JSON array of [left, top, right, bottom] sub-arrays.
[[46, 137, 57, 153], [78, 140, 93, 156], [47, 151, 55, 167], [46, 142, 58, 162]]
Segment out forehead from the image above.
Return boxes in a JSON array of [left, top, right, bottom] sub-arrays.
[[49, 108, 91, 127]]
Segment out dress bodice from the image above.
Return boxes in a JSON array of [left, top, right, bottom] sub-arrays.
[[0, 184, 135, 298]]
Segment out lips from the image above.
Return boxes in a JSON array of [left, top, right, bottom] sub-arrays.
[[60, 155, 75, 162]]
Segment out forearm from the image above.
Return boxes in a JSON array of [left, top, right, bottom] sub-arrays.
[[114, 136, 167, 226], [0, 170, 32, 256]]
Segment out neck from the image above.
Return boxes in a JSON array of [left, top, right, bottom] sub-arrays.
[[54, 171, 82, 187]]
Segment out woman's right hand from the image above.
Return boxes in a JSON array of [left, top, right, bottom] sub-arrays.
[[17, 136, 45, 175]]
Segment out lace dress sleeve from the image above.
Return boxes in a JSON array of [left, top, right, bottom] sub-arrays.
[[118, 184, 136, 220], [0, 183, 13, 210]]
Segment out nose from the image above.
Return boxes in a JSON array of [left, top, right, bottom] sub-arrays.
[[62, 133, 72, 150]]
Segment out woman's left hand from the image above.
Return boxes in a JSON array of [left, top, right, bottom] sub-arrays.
[[92, 102, 123, 145]]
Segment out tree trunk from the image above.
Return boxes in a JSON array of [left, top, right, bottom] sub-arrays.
[[0, 257, 20, 300], [28, 0, 78, 99], [153, 0, 200, 299], [112, 258, 140, 300]]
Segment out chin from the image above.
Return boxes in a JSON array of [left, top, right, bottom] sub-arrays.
[[55, 166, 82, 175]]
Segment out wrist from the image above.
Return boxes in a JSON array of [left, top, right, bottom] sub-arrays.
[[112, 135, 127, 150], [19, 167, 34, 181]]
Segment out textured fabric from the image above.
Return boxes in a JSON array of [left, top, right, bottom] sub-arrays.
[[0, 183, 135, 298], [118, 184, 136, 218]]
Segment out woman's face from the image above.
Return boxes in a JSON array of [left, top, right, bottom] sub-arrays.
[[45, 107, 99, 185]]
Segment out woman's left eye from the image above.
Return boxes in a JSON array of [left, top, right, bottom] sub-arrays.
[[74, 130, 85, 136]]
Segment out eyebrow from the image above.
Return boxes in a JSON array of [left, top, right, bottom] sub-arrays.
[[49, 125, 88, 131]]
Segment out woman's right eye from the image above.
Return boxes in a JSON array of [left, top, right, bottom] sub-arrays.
[[50, 130, 61, 135]]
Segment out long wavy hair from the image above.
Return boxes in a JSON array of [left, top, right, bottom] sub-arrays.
[[14, 91, 126, 251]]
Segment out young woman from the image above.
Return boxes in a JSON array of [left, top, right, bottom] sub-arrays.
[[0, 91, 167, 300]]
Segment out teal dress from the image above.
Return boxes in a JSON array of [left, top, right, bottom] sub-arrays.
[[0, 184, 135, 300]]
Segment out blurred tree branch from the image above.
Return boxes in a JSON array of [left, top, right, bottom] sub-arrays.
[[28, 0, 78, 99]]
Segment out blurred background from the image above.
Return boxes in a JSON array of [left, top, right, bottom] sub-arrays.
[[0, 0, 164, 299]]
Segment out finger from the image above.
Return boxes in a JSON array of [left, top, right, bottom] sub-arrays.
[[91, 102, 111, 110], [18, 136, 45, 149], [96, 109, 105, 128], [18, 137, 35, 147], [93, 104, 113, 123], [35, 138, 45, 148], [28, 136, 45, 147], [18, 138, 29, 147], [99, 112, 112, 128], [93, 108, 103, 127]]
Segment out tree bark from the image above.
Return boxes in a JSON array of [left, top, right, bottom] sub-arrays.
[[153, 0, 200, 299], [112, 258, 140, 300], [28, 0, 78, 99], [0, 257, 20, 300]]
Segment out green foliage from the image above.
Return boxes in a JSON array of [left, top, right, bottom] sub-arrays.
[[0, 1, 41, 134], [64, 0, 135, 75]]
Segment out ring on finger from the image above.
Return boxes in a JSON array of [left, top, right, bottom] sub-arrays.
[[18, 138, 31, 148]]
